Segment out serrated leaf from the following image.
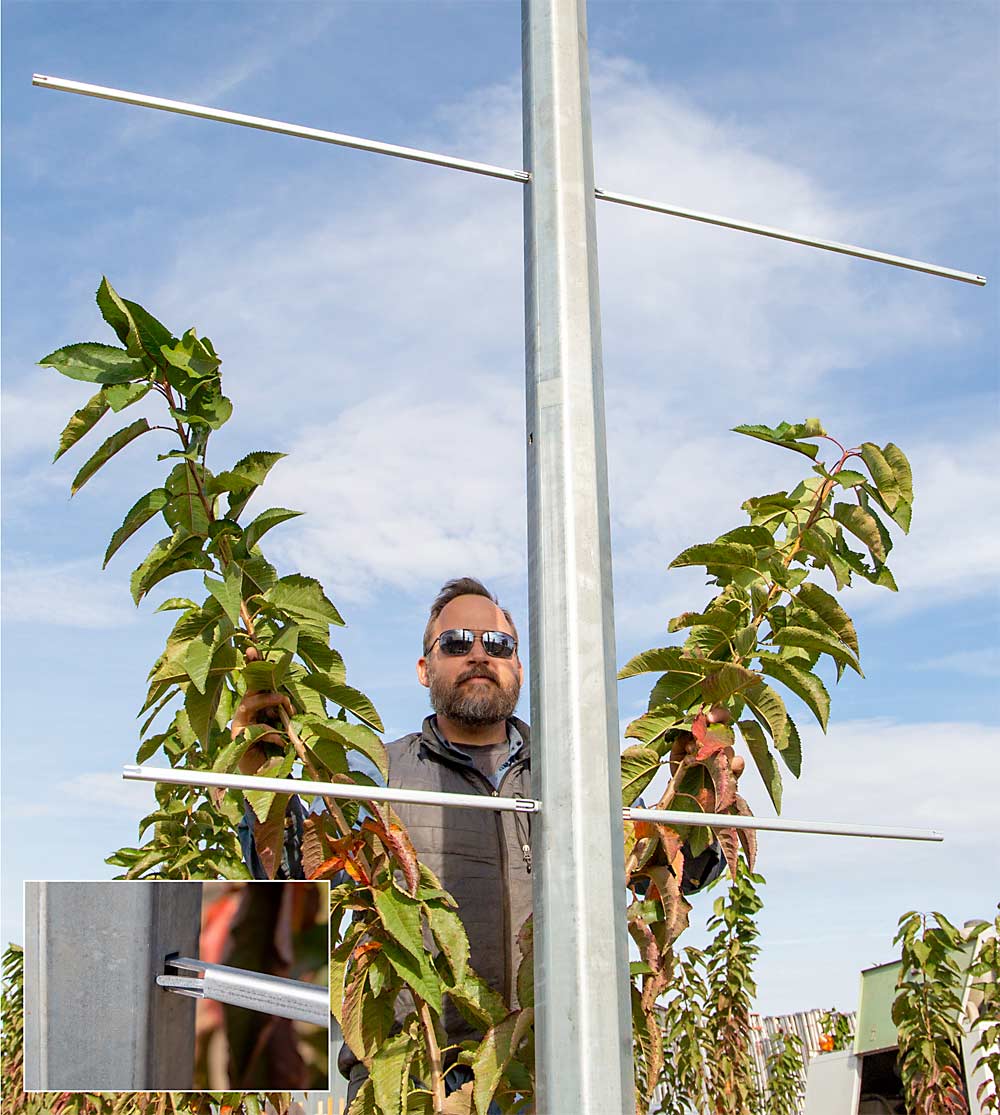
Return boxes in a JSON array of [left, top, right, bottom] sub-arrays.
[[833, 502, 886, 563], [618, 647, 682, 680], [104, 381, 151, 413], [373, 886, 425, 961], [164, 462, 213, 537], [757, 652, 830, 730], [668, 606, 740, 636], [299, 675, 384, 732], [472, 1010, 532, 1115], [770, 624, 862, 676], [623, 708, 684, 745], [381, 938, 442, 1015], [53, 391, 109, 461], [212, 450, 286, 519], [243, 507, 303, 550], [794, 581, 859, 656], [184, 672, 225, 747], [204, 564, 244, 626], [266, 574, 345, 627], [244, 750, 295, 823], [183, 615, 233, 694], [427, 903, 471, 986], [832, 469, 868, 488], [743, 683, 788, 748], [621, 746, 661, 806], [883, 442, 913, 503], [668, 541, 759, 572], [130, 531, 210, 605], [103, 488, 169, 566], [39, 341, 145, 385], [301, 717, 389, 781], [737, 720, 782, 812], [71, 418, 151, 494], [732, 421, 823, 459], [699, 663, 760, 704], [370, 1030, 414, 1115], [779, 714, 803, 776], [860, 442, 899, 509]]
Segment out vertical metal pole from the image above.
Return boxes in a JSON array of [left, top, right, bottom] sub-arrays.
[[522, 2, 634, 1112], [24, 881, 201, 1090]]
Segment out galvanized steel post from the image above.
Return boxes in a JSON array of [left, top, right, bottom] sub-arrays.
[[24, 881, 201, 1090], [522, 1, 634, 1111]]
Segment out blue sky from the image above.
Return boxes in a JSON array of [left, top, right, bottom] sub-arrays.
[[2, 0, 997, 1020]]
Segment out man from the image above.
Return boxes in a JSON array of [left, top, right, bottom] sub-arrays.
[[236, 576, 724, 1097]]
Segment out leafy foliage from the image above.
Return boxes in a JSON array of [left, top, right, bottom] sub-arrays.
[[817, 1008, 854, 1053], [892, 911, 982, 1115], [1, 944, 289, 1115], [34, 281, 529, 1114], [621, 420, 912, 1075], [968, 907, 1000, 1114], [652, 864, 765, 1115], [759, 1031, 805, 1115]]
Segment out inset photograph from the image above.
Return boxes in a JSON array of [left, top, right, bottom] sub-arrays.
[[23, 880, 329, 1092]]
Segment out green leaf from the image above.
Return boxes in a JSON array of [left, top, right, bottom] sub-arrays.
[[668, 606, 741, 636], [668, 542, 759, 573], [618, 647, 682, 680], [449, 971, 509, 1030], [301, 717, 389, 781], [699, 663, 760, 704], [103, 488, 169, 567], [732, 420, 825, 459], [373, 886, 425, 961], [164, 462, 213, 537], [757, 653, 830, 731], [39, 341, 145, 385], [883, 443, 913, 503], [299, 675, 384, 732], [623, 708, 684, 745], [204, 563, 244, 627], [183, 615, 233, 694], [71, 418, 151, 494], [96, 278, 174, 362], [212, 450, 286, 519], [779, 714, 803, 777], [860, 443, 899, 508], [794, 582, 859, 657], [770, 625, 862, 676], [244, 750, 295, 822], [832, 469, 868, 488], [743, 683, 788, 748], [370, 1030, 414, 1115], [53, 391, 109, 461], [381, 939, 442, 1016], [266, 574, 345, 627], [621, 746, 661, 806], [737, 720, 782, 813], [298, 636, 346, 682], [427, 903, 471, 986], [833, 502, 887, 563], [243, 507, 303, 550], [184, 377, 232, 430], [184, 672, 225, 747], [130, 530, 211, 605], [104, 381, 151, 413], [472, 1010, 531, 1115]]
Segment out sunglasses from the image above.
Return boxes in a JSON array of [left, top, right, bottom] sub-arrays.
[[427, 628, 518, 659]]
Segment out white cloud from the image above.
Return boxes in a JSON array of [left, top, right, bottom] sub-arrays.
[[2, 559, 137, 629], [8, 770, 153, 818], [917, 648, 1000, 678]]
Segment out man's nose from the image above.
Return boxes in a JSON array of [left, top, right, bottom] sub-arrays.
[[466, 635, 490, 661]]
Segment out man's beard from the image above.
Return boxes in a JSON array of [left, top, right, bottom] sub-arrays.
[[428, 663, 520, 728]]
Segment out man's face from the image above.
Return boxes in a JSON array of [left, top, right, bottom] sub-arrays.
[[416, 595, 523, 728]]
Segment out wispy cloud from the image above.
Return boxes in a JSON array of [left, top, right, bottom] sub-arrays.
[[7, 770, 153, 818], [2, 559, 137, 629]]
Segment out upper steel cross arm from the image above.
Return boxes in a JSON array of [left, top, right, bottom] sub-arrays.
[[33, 73, 986, 286]]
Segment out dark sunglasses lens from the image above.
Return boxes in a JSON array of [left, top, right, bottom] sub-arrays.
[[482, 631, 516, 658], [438, 630, 475, 656]]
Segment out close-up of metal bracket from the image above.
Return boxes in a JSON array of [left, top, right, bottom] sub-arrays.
[[157, 956, 330, 1027]]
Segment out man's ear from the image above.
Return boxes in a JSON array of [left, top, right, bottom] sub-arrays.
[[416, 656, 430, 688]]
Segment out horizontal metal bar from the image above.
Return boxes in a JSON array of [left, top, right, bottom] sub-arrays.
[[124, 766, 941, 840], [31, 74, 530, 183], [32, 76, 984, 287], [123, 764, 542, 814], [159, 957, 329, 1026], [625, 805, 943, 842], [595, 189, 987, 286]]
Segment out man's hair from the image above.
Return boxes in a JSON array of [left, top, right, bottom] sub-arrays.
[[422, 577, 518, 654]]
